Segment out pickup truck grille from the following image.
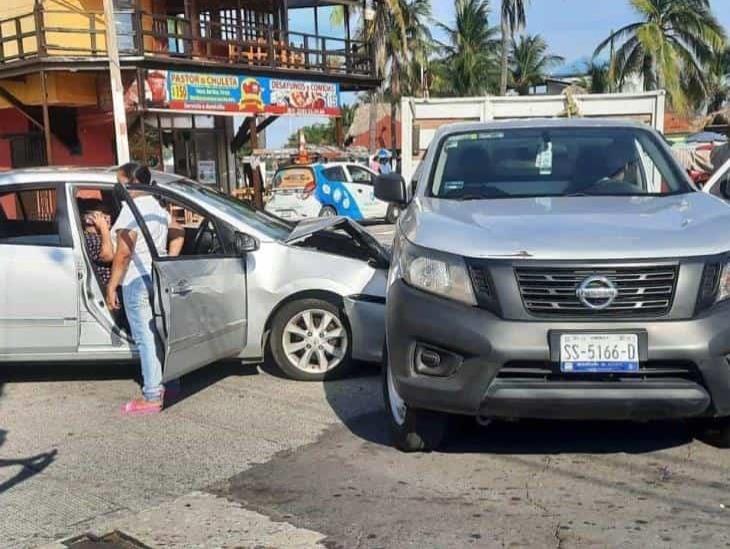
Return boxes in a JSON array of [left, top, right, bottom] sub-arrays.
[[515, 265, 678, 317]]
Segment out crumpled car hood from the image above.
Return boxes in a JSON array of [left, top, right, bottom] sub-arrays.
[[286, 216, 391, 265], [401, 193, 730, 260]]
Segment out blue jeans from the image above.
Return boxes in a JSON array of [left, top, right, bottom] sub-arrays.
[[123, 276, 163, 401]]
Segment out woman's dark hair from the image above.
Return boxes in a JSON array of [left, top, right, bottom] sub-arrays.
[[117, 162, 141, 182], [133, 165, 153, 185]]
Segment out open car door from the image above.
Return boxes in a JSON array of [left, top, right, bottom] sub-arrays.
[[120, 184, 249, 382]]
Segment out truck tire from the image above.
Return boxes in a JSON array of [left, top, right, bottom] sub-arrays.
[[692, 416, 730, 448], [382, 350, 448, 452], [270, 298, 355, 381]]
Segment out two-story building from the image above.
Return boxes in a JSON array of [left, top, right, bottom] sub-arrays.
[[0, 0, 378, 192]]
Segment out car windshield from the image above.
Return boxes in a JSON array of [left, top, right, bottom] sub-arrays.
[[429, 127, 693, 200], [166, 179, 293, 240]]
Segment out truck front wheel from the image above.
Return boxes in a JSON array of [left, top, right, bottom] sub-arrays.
[[382, 353, 448, 452]]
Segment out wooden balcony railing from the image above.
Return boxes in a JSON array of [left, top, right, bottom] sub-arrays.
[[0, 7, 374, 79]]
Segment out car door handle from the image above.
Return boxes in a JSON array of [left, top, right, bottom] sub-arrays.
[[170, 280, 193, 296], [357, 189, 363, 193], [170, 286, 193, 296]]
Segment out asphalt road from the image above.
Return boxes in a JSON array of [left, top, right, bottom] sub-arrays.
[[3, 223, 730, 548]]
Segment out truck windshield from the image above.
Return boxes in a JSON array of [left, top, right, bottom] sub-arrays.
[[429, 127, 693, 199]]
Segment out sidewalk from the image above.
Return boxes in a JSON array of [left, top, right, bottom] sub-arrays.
[[40, 491, 327, 549]]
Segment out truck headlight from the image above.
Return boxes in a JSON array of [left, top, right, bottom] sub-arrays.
[[717, 261, 730, 303], [396, 235, 476, 306]]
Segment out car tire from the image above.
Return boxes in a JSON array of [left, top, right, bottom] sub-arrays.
[[319, 206, 337, 218], [385, 204, 401, 224], [270, 298, 355, 381], [382, 349, 448, 452], [691, 416, 730, 448]]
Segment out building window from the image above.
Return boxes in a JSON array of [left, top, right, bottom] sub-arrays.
[[10, 134, 46, 168]]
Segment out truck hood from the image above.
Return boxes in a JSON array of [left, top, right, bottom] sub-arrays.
[[403, 193, 730, 260]]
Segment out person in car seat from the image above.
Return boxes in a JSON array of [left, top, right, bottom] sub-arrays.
[[79, 199, 114, 290]]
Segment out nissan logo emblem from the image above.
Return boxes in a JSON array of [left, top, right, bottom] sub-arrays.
[[576, 275, 618, 310]]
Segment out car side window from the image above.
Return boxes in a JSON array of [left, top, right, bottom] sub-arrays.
[[323, 166, 347, 182], [128, 190, 227, 258], [0, 186, 60, 246], [348, 165, 374, 185]]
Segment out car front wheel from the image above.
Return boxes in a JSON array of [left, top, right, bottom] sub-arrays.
[[385, 204, 401, 224], [319, 206, 337, 218], [270, 299, 354, 381], [382, 351, 448, 452]]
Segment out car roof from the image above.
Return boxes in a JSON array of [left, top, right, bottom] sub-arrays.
[[0, 167, 185, 187], [277, 162, 353, 170], [434, 117, 654, 139]]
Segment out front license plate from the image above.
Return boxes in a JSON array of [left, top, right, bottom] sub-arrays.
[[560, 333, 639, 373]]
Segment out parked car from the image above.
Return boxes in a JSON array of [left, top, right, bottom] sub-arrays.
[[0, 168, 388, 382], [265, 162, 399, 223], [377, 119, 730, 451]]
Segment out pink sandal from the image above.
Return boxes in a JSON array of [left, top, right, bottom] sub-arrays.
[[121, 399, 163, 416]]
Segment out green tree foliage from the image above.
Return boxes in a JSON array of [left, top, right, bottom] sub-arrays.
[[499, 0, 529, 95], [286, 104, 356, 147], [509, 34, 564, 95], [434, 0, 500, 96], [594, 0, 726, 113]]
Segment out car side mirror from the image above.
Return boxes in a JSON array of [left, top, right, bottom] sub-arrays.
[[721, 178, 730, 200], [374, 173, 408, 205], [234, 232, 259, 255]]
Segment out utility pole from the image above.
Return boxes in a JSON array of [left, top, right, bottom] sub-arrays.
[[102, 0, 130, 164]]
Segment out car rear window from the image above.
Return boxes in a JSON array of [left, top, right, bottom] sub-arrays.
[[273, 168, 315, 189], [429, 127, 692, 199]]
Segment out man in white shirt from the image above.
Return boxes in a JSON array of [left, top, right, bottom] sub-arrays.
[[106, 164, 184, 415]]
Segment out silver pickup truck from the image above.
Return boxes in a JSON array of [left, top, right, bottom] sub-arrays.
[[376, 119, 730, 452]]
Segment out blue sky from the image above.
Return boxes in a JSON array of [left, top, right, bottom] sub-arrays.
[[264, 0, 730, 147]]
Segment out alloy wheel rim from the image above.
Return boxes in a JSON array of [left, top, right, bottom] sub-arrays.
[[387, 363, 407, 426], [282, 309, 348, 373]]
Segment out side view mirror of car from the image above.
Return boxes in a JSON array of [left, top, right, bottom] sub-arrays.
[[374, 173, 408, 205], [234, 232, 259, 255]]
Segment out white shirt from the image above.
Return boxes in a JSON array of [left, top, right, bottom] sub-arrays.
[[112, 195, 170, 286]]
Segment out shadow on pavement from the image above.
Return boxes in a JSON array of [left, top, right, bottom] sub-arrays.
[[442, 419, 692, 454], [321, 366, 693, 455], [0, 359, 259, 409], [164, 359, 260, 409], [0, 384, 58, 495]]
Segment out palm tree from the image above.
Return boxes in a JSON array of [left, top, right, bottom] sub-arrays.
[[436, 0, 500, 97], [577, 61, 620, 94], [594, 0, 726, 112], [364, 0, 407, 154], [509, 34, 564, 95], [706, 44, 730, 113], [499, 0, 528, 96], [382, 0, 432, 157]]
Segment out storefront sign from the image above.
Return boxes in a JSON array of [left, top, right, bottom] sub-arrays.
[[143, 70, 341, 116]]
